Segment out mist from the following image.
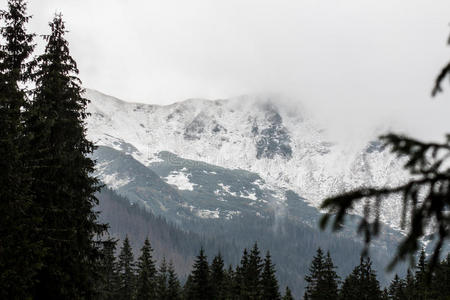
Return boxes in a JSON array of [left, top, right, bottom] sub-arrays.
[[27, 0, 450, 141]]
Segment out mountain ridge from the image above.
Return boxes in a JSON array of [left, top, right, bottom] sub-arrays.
[[85, 88, 409, 230]]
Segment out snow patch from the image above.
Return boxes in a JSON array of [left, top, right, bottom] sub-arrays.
[[225, 210, 241, 220], [196, 208, 220, 219], [101, 173, 132, 189], [217, 183, 237, 196], [240, 191, 258, 201], [165, 171, 197, 191]]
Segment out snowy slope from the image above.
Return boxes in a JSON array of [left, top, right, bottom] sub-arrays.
[[85, 89, 409, 229]]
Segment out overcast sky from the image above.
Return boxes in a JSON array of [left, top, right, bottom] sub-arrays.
[[24, 0, 450, 140]]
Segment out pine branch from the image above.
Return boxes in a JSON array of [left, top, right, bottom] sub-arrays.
[[320, 133, 450, 270]]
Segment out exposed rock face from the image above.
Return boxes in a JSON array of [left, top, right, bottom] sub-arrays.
[[253, 103, 292, 160], [184, 113, 206, 140]]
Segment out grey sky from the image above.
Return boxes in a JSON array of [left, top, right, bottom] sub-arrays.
[[24, 0, 450, 140]]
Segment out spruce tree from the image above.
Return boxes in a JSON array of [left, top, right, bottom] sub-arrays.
[[222, 265, 237, 299], [0, 1, 41, 298], [99, 239, 119, 300], [261, 251, 281, 300], [245, 242, 264, 299], [155, 258, 181, 300], [321, 251, 340, 299], [183, 274, 195, 300], [403, 269, 415, 300], [360, 256, 382, 299], [210, 252, 225, 299], [136, 237, 157, 300], [339, 270, 358, 300], [388, 274, 405, 300], [304, 248, 324, 300], [339, 257, 382, 300], [283, 286, 294, 300], [117, 237, 136, 300], [414, 249, 429, 300], [28, 13, 107, 298], [190, 247, 211, 299], [167, 261, 182, 300], [235, 248, 249, 297], [26, 13, 107, 298], [156, 257, 169, 299]]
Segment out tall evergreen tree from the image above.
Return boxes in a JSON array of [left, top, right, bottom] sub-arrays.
[[388, 274, 405, 300], [222, 265, 237, 300], [99, 239, 119, 300], [339, 257, 382, 300], [301, 250, 340, 299], [28, 14, 107, 298], [304, 248, 325, 300], [414, 249, 429, 300], [261, 251, 281, 300], [403, 269, 415, 300], [283, 286, 295, 300], [167, 261, 182, 300], [244, 242, 264, 299], [190, 247, 211, 300], [136, 237, 157, 300], [156, 257, 169, 299], [210, 252, 225, 299], [321, 251, 340, 299], [0, 1, 41, 298], [339, 267, 359, 300], [235, 248, 249, 297], [117, 237, 136, 300], [183, 274, 195, 300]]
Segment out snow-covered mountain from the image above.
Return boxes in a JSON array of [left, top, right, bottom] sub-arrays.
[[86, 89, 414, 296], [85, 89, 408, 230]]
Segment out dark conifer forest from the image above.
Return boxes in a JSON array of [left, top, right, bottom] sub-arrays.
[[0, 0, 449, 299], [94, 237, 450, 300]]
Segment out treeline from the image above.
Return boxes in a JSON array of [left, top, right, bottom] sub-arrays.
[[99, 237, 293, 300], [0, 1, 108, 298], [303, 248, 450, 300], [100, 238, 450, 300]]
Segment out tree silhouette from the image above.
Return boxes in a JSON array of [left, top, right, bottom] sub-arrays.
[[283, 286, 294, 300], [136, 238, 157, 299], [99, 239, 119, 299], [167, 261, 182, 300], [0, 1, 41, 298], [339, 257, 382, 300], [210, 252, 225, 299], [261, 251, 281, 300], [304, 248, 339, 300], [189, 247, 211, 300], [29, 13, 107, 298], [117, 236, 136, 299]]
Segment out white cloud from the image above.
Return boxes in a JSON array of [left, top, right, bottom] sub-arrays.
[[25, 0, 450, 140]]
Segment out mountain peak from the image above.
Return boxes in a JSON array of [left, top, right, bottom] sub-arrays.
[[85, 89, 409, 230]]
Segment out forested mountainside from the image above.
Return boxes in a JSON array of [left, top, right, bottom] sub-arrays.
[[96, 179, 406, 297], [87, 89, 417, 297]]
